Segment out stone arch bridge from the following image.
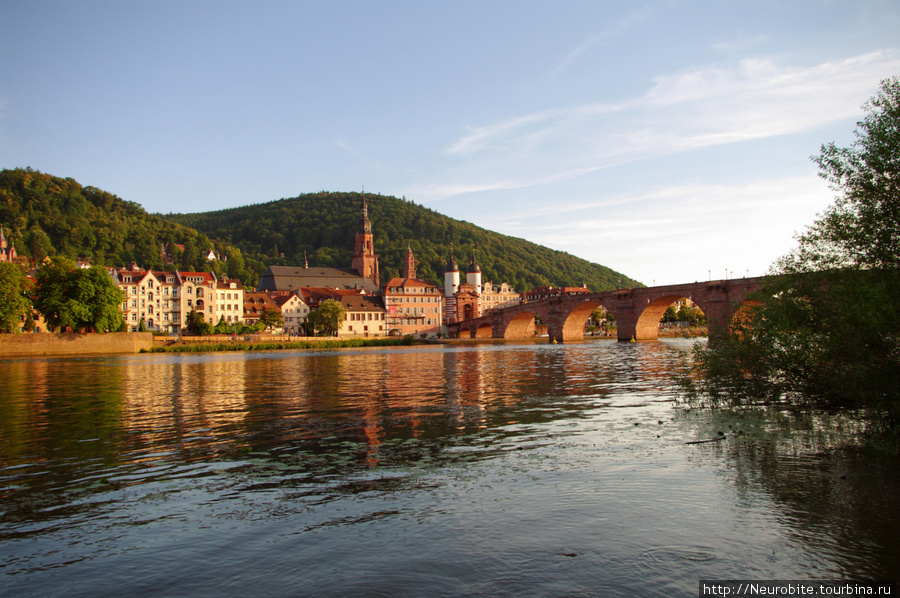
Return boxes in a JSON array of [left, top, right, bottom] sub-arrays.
[[447, 277, 765, 343]]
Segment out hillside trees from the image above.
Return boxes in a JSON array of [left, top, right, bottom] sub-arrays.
[[0, 169, 255, 286], [686, 77, 900, 445], [168, 191, 638, 292]]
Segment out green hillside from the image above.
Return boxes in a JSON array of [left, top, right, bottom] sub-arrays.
[[0, 168, 639, 291], [0, 168, 257, 284], [166, 191, 640, 291]]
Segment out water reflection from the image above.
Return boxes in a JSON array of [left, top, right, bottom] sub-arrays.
[[678, 406, 900, 579], [1, 341, 898, 595]]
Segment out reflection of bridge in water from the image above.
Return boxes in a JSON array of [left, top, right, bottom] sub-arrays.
[[447, 277, 766, 343]]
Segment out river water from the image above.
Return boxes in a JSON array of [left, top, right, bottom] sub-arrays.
[[1, 340, 898, 596]]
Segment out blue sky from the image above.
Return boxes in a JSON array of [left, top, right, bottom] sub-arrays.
[[2, 1, 898, 285]]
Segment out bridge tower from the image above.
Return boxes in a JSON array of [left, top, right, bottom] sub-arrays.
[[466, 245, 482, 295], [443, 246, 460, 324]]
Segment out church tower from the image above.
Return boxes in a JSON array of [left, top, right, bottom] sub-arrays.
[[352, 196, 379, 286], [403, 245, 416, 280]]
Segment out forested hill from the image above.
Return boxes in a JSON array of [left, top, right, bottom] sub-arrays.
[[0, 168, 638, 291], [0, 168, 256, 284], [166, 191, 640, 292]]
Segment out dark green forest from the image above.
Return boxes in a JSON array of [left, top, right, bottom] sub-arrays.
[[1, 168, 639, 291], [167, 191, 639, 291], [0, 168, 256, 283]]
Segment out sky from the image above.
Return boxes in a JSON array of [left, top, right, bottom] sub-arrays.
[[2, 1, 899, 286]]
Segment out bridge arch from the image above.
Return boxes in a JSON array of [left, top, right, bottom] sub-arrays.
[[475, 321, 493, 338], [633, 294, 701, 340], [559, 300, 605, 342], [503, 310, 539, 339]]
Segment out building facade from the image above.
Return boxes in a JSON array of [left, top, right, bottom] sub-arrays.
[[213, 277, 245, 325], [384, 277, 443, 337], [111, 268, 240, 333], [481, 281, 521, 312]]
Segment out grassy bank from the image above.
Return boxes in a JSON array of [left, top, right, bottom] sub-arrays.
[[143, 336, 418, 353]]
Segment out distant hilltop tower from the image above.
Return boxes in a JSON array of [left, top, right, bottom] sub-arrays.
[[351, 196, 379, 286]]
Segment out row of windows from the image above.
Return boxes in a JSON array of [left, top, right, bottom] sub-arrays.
[[388, 287, 439, 294], [388, 296, 439, 304], [346, 312, 385, 321]]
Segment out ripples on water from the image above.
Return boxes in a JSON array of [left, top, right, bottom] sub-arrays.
[[1, 340, 898, 596]]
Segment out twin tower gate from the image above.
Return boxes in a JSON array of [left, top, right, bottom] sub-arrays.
[[447, 277, 766, 343]]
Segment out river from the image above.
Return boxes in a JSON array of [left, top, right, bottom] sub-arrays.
[[1, 339, 898, 596]]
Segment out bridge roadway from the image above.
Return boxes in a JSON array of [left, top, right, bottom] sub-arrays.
[[447, 276, 766, 343]]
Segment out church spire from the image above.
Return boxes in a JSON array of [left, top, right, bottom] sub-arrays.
[[352, 194, 378, 286], [403, 244, 416, 280]]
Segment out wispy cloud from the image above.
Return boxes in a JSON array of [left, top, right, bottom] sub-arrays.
[[418, 50, 899, 204], [493, 176, 836, 285], [551, 7, 655, 75]]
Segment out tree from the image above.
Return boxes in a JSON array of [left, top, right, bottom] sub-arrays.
[[306, 299, 346, 336], [0, 262, 32, 333], [686, 77, 900, 445], [663, 306, 678, 324], [32, 260, 125, 333], [258, 306, 284, 331], [185, 308, 205, 334]]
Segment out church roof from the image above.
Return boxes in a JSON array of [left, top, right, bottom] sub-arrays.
[[256, 266, 379, 293]]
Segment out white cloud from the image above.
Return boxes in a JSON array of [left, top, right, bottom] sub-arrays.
[[493, 176, 836, 285], [418, 50, 899, 204]]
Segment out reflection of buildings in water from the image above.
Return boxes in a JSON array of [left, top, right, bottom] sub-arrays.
[[121, 356, 247, 454], [441, 349, 488, 429]]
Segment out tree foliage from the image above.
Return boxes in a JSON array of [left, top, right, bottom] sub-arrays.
[[0, 168, 257, 286], [0, 262, 32, 333], [305, 299, 345, 336], [686, 77, 900, 446], [31, 259, 125, 333], [258, 306, 284, 331]]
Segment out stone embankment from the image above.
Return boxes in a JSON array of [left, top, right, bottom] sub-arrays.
[[0, 332, 153, 357]]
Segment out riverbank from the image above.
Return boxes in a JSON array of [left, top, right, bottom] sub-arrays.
[[0, 332, 153, 356]]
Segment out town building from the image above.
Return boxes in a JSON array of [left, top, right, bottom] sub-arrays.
[[384, 247, 443, 337], [339, 293, 387, 337], [243, 291, 281, 328], [297, 287, 386, 337], [481, 281, 521, 312], [274, 292, 309, 335], [110, 267, 238, 333], [213, 277, 245, 325], [112, 268, 180, 333]]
